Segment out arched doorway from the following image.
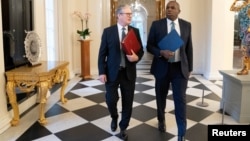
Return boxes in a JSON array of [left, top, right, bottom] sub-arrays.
[[130, 4, 148, 48], [110, 0, 166, 48]]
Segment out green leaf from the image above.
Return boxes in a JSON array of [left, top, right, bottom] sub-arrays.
[[77, 29, 91, 36]]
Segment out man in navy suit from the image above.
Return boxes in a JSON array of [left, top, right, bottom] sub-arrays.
[[147, 1, 193, 141], [98, 4, 144, 140]]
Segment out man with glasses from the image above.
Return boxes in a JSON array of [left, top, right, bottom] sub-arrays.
[[98, 4, 144, 140]]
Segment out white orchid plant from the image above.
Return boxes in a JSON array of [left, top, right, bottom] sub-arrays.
[[73, 11, 91, 39]]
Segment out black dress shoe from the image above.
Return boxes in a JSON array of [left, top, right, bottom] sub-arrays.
[[158, 121, 166, 132], [178, 135, 185, 141], [111, 119, 117, 131], [119, 130, 128, 141]]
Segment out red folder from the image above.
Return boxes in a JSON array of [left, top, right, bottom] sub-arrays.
[[121, 29, 141, 55]]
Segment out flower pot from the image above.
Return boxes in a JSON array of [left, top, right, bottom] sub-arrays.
[[84, 35, 90, 40], [79, 36, 84, 40]]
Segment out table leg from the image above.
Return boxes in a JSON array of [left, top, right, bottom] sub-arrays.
[[38, 81, 49, 125], [60, 67, 69, 104], [6, 81, 19, 126]]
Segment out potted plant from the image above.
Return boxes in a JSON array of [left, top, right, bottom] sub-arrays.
[[73, 11, 91, 40]]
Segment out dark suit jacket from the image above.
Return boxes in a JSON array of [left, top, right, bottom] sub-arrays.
[[147, 18, 193, 79], [98, 25, 144, 82]]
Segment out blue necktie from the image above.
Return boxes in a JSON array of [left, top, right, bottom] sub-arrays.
[[121, 27, 126, 67], [169, 22, 175, 62], [171, 21, 175, 31]]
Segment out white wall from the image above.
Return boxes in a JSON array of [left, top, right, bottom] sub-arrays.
[[203, 0, 234, 80], [180, 0, 210, 75], [0, 1, 12, 134], [70, 0, 109, 77], [178, 0, 234, 79]]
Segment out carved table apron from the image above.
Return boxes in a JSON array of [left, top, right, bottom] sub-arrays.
[[5, 61, 69, 126]]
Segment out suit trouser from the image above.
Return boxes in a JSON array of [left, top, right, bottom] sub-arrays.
[[155, 62, 188, 136], [105, 69, 135, 131]]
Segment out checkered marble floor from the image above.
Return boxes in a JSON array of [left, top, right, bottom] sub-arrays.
[[0, 52, 243, 141]]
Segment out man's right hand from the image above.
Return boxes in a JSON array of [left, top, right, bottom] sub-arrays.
[[99, 74, 107, 83], [160, 50, 175, 60]]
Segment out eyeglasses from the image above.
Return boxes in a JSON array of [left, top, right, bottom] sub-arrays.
[[120, 13, 133, 16]]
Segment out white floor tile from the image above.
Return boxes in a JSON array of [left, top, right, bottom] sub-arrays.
[[45, 112, 88, 133]]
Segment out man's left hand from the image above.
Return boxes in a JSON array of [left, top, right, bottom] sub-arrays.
[[126, 50, 139, 62]]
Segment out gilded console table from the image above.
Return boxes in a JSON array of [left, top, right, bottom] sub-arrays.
[[5, 61, 69, 126], [79, 40, 91, 79]]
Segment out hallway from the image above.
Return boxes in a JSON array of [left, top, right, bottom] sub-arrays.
[[0, 50, 246, 141]]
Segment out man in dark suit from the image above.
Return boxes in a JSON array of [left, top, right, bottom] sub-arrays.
[[98, 4, 144, 141], [146, 1, 193, 141]]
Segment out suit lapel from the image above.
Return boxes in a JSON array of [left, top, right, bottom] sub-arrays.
[[162, 19, 168, 35], [113, 26, 120, 46], [178, 19, 185, 54], [178, 19, 185, 40]]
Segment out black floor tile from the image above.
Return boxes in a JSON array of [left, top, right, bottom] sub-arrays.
[[73, 105, 109, 121], [193, 84, 211, 91], [134, 93, 155, 104], [132, 105, 157, 122], [168, 94, 199, 103], [135, 83, 154, 91], [55, 123, 112, 141], [136, 77, 153, 83], [64, 92, 81, 100], [185, 106, 214, 122], [185, 123, 208, 141], [45, 103, 70, 117], [16, 122, 52, 141], [70, 83, 88, 90], [126, 123, 174, 141], [84, 92, 106, 103], [204, 92, 221, 102], [189, 77, 200, 83], [92, 84, 106, 91]]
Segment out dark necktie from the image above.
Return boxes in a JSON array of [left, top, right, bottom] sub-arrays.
[[169, 22, 176, 62], [120, 27, 126, 67]]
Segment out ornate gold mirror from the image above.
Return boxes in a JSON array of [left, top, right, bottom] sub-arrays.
[[110, 0, 166, 25]]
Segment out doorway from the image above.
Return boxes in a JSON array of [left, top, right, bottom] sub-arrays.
[[112, 0, 165, 48], [131, 4, 148, 48]]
